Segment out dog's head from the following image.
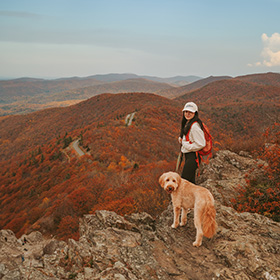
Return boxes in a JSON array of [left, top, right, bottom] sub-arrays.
[[159, 172, 181, 194]]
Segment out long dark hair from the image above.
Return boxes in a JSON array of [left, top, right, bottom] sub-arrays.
[[180, 111, 204, 137]]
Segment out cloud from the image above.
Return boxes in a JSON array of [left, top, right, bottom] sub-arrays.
[[250, 33, 280, 67]]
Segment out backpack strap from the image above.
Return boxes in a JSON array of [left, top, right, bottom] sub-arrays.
[[185, 121, 197, 143]]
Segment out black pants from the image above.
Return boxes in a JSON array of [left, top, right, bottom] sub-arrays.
[[181, 152, 198, 184]]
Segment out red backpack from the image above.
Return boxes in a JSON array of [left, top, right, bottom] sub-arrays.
[[186, 122, 213, 162]]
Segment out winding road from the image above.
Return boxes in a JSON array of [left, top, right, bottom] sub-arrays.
[[125, 112, 136, 126], [72, 139, 85, 156]]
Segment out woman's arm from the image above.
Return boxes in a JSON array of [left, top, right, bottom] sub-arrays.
[[181, 122, 206, 153]]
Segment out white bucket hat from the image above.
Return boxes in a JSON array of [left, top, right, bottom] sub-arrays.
[[182, 102, 198, 113]]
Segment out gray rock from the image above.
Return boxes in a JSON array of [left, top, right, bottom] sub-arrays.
[[43, 239, 66, 255]]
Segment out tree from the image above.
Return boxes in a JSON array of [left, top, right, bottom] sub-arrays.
[[68, 187, 95, 215], [57, 215, 79, 240]]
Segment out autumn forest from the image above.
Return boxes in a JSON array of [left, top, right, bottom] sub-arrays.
[[0, 73, 279, 240]]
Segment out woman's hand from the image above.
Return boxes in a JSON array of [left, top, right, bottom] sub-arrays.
[[178, 137, 182, 144], [182, 139, 191, 150]]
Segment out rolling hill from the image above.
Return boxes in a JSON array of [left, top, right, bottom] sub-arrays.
[[158, 75, 232, 98], [0, 73, 201, 103], [0, 73, 203, 116], [31, 78, 176, 103], [0, 76, 105, 102], [83, 73, 202, 85], [0, 78, 175, 116], [235, 72, 280, 87]]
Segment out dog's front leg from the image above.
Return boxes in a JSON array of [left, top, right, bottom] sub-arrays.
[[180, 208, 188, 226], [171, 206, 181, 228]]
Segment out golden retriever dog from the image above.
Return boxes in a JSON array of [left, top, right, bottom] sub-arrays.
[[159, 171, 217, 247]]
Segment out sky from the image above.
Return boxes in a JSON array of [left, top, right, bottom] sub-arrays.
[[0, 0, 280, 79]]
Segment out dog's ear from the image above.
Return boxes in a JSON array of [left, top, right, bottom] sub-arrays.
[[158, 173, 166, 187], [174, 172, 182, 186]]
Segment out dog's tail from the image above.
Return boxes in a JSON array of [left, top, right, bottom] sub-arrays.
[[202, 203, 217, 238]]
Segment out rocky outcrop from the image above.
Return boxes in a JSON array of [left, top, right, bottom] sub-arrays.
[[0, 150, 279, 280], [197, 150, 267, 206]]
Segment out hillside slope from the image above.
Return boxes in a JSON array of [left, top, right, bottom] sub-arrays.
[[235, 72, 280, 87], [0, 78, 174, 116], [0, 77, 105, 102], [158, 75, 232, 98], [38, 78, 175, 102], [0, 92, 181, 161]]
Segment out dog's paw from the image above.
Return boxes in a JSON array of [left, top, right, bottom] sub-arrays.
[[171, 223, 178, 229], [180, 221, 186, 226], [192, 241, 202, 247]]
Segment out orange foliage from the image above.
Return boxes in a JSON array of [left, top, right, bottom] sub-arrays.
[[68, 187, 95, 215], [4, 215, 28, 237], [57, 215, 79, 240], [231, 123, 280, 221], [262, 123, 280, 180], [91, 197, 136, 216]]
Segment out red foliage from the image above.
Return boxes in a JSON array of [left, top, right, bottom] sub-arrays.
[[91, 196, 136, 216], [4, 215, 28, 237], [57, 215, 79, 240], [231, 123, 280, 221], [68, 187, 95, 215], [261, 123, 280, 181]]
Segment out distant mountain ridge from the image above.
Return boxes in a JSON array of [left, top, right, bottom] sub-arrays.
[[0, 72, 279, 117], [0, 73, 201, 115], [234, 72, 280, 87], [0, 73, 202, 100], [176, 75, 280, 104], [159, 72, 280, 100], [0, 76, 105, 100], [88, 73, 202, 85], [158, 75, 232, 98], [34, 78, 176, 103]]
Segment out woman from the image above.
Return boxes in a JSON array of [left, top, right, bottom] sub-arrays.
[[178, 102, 206, 184]]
